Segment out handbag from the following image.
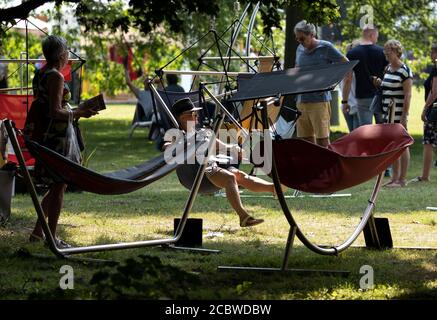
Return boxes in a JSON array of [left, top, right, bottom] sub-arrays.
[[64, 109, 82, 164], [370, 66, 389, 115], [73, 120, 85, 151], [369, 90, 384, 114], [426, 103, 437, 122]]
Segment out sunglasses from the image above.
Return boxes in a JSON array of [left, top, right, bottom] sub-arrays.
[[180, 111, 198, 117], [295, 36, 306, 43]]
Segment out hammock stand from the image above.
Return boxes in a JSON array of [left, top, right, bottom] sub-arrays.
[[216, 103, 408, 275], [4, 110, 226, 258], [214, 60, 435, 274]]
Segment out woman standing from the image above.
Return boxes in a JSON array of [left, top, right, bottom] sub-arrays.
[[376, 40, 413, 187], [25, 35, 98, 247], [412, 44, 437, 182]]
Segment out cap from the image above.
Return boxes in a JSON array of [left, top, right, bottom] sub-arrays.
[[171, 97, 202, 116]]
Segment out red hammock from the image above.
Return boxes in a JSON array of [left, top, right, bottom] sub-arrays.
[[273, 124, 414, 194]]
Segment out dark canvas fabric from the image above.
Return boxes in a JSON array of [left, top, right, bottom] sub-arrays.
[[229, 61, 357, 102]]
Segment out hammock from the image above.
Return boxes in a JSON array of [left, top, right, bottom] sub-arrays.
[[272, 123, 414, 194], [25, 138, 194, 195]]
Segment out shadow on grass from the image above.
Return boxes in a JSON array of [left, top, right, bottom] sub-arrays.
[[1, 230, 436, 299]]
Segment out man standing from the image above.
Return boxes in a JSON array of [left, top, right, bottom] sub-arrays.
[[294, 20, 348, 147], [342, 26, 388, 126], [0, 46, 7, 90]]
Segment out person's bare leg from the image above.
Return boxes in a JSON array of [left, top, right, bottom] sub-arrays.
[[316, 137, 330, 148], [301, 136, 316, 144], [230, 169, 274, 193], [31, 182, 66, 240], [208, 169, 263, 226], [208, 170, 248, 219], [389, 158, 401, 185], [30, 189, 51, 239], [46, 183, 67, 236], [421, 144, 433, 181], [398, 148, 410, 186]]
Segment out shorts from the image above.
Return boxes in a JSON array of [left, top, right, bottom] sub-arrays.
[[423, 121, 437, 147], [296, 101, 331, 139], [205, 162, 237, 178]]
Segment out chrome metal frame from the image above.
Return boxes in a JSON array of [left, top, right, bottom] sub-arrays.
[[201, 56, 274, 61], [4, 111, 225, 257], [0, 58, 82, 63], [160, 70, 251, 77], [218, 102, 384, 275]]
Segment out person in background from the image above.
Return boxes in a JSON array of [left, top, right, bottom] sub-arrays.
[[24, 35, 98, 247], [165, 73, 185, 93], [124, 65, 154, 121], [342, 26, 388, 126], [0, 45, 8, 89], [294, 20, 348, 147], [374, 40, 413, 188], [339, 40, 360, 132], [411, 44, 437, 183]]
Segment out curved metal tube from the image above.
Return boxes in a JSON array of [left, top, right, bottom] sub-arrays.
[[245, 2, 260, 71], [218, 2, 251, 94], [261, 105, 384, 256]]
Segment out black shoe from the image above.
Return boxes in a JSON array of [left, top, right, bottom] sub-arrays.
[[435, 160, 437, 167], [384, 168, 392, 178], [55, 238, 72, 249]]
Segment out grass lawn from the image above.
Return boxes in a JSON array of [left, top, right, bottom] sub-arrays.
[[0, 87, 436, 300]]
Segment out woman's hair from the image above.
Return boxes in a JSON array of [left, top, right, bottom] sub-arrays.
[[431, 43, 437, 53], [294, 20, 316, 36], [384, 40, 403, 58], [42, 35, 68, 64]]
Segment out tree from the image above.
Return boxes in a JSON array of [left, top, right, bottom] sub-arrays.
[[337, 0, 436, 79], [0, 0, 80, 22], [0, 0, 382, 98]]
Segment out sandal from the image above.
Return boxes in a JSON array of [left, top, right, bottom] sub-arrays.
[[240, 216, 264, 227], [382, 180, 395, 187], [385, 181, 406, 188], [408, 176, 429, 184]]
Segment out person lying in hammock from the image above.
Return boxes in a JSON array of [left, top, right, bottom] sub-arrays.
[[164, 97, 276, 227]]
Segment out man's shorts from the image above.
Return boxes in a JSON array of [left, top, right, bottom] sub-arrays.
[[423, 121, 437, 147], [296, 101, 331, 139]]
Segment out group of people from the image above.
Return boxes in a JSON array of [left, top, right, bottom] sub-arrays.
[[293, 20, 436, 188], [22, 21, 437, 247]]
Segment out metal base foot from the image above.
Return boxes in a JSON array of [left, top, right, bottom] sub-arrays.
[[161, 244, 221, 254]]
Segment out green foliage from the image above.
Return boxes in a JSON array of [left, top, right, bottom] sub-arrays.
[[0, 30, 41, 89], [338, 0, 436, 78]]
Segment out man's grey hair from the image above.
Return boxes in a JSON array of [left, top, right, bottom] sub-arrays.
[[42, 35, 68, 64], [294, 20, 316, 36]]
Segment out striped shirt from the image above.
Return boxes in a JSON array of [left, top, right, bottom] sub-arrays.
[[381, 64, 413, 123]]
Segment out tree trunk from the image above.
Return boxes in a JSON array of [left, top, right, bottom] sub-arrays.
[[282, 5, 303, 112], [284, 5, 304, 69]]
